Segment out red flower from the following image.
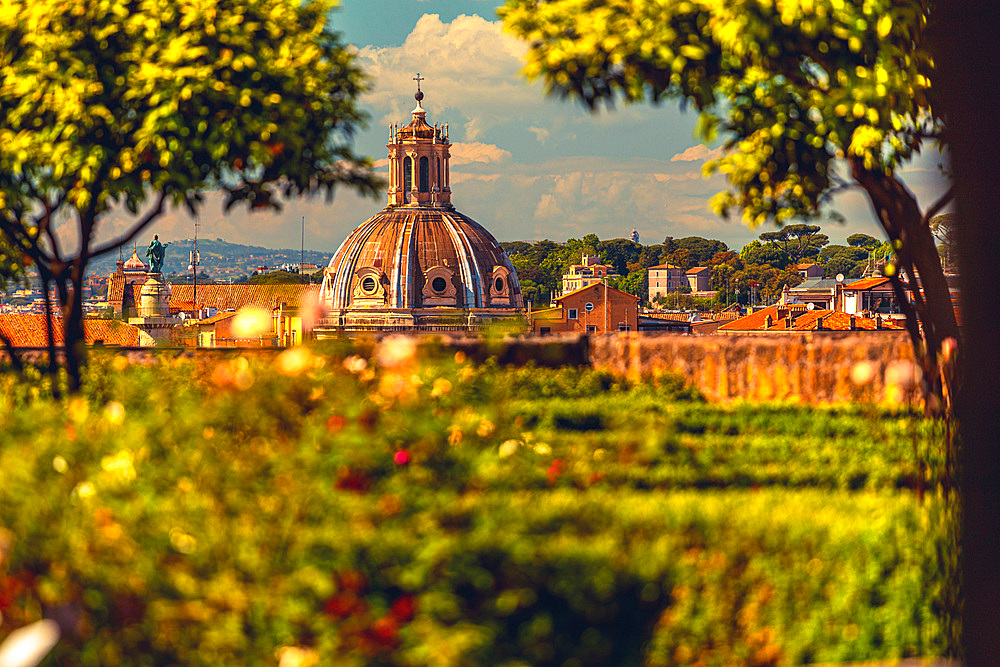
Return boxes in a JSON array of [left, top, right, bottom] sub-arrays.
[[547, 459, 565, 483], [334, 467, 370, 493], [369, 615, 400, 646], [389, 594, 417, 622], [338, 570, 367, 593], [324, 592, 360, 618], [393, 450, 410, 466], [327, 415, 346, 433]]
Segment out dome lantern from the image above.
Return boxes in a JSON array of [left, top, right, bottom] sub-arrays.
[[387, 74, 452, 208]]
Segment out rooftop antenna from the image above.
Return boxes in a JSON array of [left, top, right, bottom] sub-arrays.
[[300, 216, 305, 280], [189, 216, 201, 316]]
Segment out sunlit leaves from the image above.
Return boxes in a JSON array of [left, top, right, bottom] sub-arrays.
[[500, 0, 938, 227], [0, 0, 379, 225]]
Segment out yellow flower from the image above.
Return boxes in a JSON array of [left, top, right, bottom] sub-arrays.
[[431, 377, 452, 397], [105, 401, 126, 425], [275, 346, 312, 376], [375, 335, 418, 369], [278, 646, 319, 667], [342, 355, 368, 374], [499, 440, 520, 458]]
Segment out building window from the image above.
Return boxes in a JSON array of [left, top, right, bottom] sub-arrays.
[[584, 302, 594, 312], [568, 308, 578, 320], [586, 325, 597, 333], [419, 156, 429, 192], [403, 156, 412, 193], [432, 276, 448, 293], [539, 327, 550, 335], [361, 276, 377, 294], [494, 276, 504, 292], [618, 324, 631, 331]]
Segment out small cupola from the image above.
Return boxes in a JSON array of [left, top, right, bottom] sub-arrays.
[[386, 74, 453, 208]]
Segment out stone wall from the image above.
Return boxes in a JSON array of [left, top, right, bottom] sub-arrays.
[[1, 331, 924, 404], [589, 331, 919, 404]]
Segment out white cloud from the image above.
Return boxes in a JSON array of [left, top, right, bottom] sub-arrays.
[[357, 14, 539, 140], [528, 126, 550, 144], [670, 145, 723, 162], [450, 142, 512, 165]]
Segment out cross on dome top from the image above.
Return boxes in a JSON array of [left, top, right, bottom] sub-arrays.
[[413, 72, 425, 105]]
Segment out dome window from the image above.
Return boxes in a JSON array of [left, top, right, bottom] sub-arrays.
[[489, 265, 513, 306], [352, 267, 387, 305], [422, 266, 458, 306]]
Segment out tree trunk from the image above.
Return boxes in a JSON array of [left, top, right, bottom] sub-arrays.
[[55, 258, 89, 394], [850, 158, 960, 405], [38, 269, 61, 398], [935, 0, 1000, 660]]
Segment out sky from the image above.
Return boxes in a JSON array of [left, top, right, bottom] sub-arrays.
[[95, 0, 949, 256]]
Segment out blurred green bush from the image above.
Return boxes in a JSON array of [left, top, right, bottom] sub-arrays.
[[0, 344, 953, 665]]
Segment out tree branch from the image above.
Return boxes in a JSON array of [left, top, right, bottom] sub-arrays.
[[921, 186, 955, 228], [0, 326, 23, 372], [89, 192, 168, 260]]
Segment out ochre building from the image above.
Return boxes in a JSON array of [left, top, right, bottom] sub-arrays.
[[317, 84, 525, 334]]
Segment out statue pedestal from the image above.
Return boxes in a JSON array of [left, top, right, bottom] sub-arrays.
[[128, 274, 176, 346]]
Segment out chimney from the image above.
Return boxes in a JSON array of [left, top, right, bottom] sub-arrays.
[[834, 282, 844, 311], [816, 315, 825, 331], [849, 315, 857, 331], [763, 313, 773, 329]]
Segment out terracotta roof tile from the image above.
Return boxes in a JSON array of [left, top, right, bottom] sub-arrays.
[[170, 284, 320, 311], [718, 306, 904, 332], [647, 264, 681, 270], [844, 277, 892, 291], [685, 266, 709, 274], [555, 282, 638, 302], [0, 315, 141, 347], [197, 311, 238, 326]]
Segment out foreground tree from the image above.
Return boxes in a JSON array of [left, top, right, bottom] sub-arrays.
[[0, 0, 379, 390], [501, 0, 958, 404]]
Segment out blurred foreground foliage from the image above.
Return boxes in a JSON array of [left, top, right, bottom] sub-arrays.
[[0, 343, 954, 665]]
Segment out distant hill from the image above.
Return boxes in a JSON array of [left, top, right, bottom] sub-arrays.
[[87, 238, 334, 279]]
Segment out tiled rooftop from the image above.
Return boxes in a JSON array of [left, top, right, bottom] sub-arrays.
[[718, 306, 902, 332], [0, 315, 142, 347]]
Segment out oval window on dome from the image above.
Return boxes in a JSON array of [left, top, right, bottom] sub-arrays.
[[494, 276, 505, 292], [431, 276, 447, 293], [361, 276, 377, 293], [585, 302, 595, 312]]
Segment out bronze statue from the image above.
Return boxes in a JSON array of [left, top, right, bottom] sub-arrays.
[[145, 235, 169, 274]]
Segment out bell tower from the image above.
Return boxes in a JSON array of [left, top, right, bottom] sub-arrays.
[[386, 74, 453, 208]]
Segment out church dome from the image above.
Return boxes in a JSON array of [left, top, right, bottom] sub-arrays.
[[319, 80, 524, 326], [323, 207, 522, 311], [123, 250, 148, 272]]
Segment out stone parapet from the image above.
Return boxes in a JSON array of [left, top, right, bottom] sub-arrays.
[[589, 331, 918, 404]]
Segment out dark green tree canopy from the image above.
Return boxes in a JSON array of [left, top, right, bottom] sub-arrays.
[[847, 234, 882, 249]]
